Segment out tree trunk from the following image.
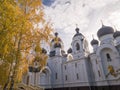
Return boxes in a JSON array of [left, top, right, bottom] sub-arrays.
[[9, 31, 22, 90], [9, 78, 14, 90], [3, 63, 13, 90], [3, 81, 9, 90]]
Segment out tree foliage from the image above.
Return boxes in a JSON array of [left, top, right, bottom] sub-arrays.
[[0, 0, 53, 89]]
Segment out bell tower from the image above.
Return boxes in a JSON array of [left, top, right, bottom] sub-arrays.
[[49, 32, 64, 57], [71, 27, 89, 60], [48, 32, 65, 88]]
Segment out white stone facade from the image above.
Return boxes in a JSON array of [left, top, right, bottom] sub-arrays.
[[24, 25, 120, 89]]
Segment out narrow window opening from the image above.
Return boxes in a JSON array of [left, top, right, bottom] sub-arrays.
[[55, 73, 57, 79], [75, 63, 77, 68], [65, 75, 68, 81], [76, 43, 80, 51], [98, 70, 101, 77], [65, 65, 66, 70], [106, 53, 111, 61], [96, 60, 98, 64], [76, 73, 79, 79]]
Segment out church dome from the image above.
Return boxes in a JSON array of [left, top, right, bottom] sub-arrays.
[[91, 39, 98, 45], [67, 48, 72, 53], [73, 27, 83, 37], [51, 32, 62, 43], [113, 31, 120, 38], [42, 48, 47, 54], [51, 32, 63, 48], [97, 25, 114, 38]]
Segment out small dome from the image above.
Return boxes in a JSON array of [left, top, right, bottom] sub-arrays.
[[51, 32, 62, 43], [113, 31, 120, 38], [51, 37, 62, 43], [73, 27, 83, 37], [76, 27, 80, 33], [97, 25, 114, 38], [42, 48, 47, 54], [67, 48, 72, 53], [91, 39, 98, 45], [55, 32, 58, 37]]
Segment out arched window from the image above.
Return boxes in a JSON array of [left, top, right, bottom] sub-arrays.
[[76, 73, 79, 79], [65, 75, 68, 81], [76, 43, 80, 51], [106, 53, 111, 61], [98, 70, 101, 77], [55, 73, 57, 80]]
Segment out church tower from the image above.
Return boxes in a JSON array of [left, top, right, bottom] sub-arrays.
[[49, 32, 64, 57], [47, 32, 66, 88], [96, 24, 120, 81], [71, 27, 89, 60]]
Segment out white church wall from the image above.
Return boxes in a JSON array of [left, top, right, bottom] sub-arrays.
[[63, 59, 90, 87], [95, 43, 120, 86], [99, 34, 114, 45], [47, 56, 65, 88]]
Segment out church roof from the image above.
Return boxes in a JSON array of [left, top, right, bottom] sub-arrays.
[[42, 48, 47, 54], [91, 39, 99, 45], [50, 32, 63, 48], [97, 25, 114, 38], [51, 32, 62, 42], [113, 31, 120, 38], [67, 48, 72, 53], [73, 27, 83, 37]]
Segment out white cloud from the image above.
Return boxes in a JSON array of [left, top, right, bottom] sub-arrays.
[[43, 0, 120, 52]]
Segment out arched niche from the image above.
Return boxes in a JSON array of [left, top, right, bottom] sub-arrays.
[[39, 67, 51, 87], [76, 43, 80, 51]]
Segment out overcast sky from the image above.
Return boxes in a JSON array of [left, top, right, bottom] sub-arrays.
[[42, 0, 120, 52]]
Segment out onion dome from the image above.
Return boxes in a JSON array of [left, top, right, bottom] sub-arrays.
[[91, 39, 99, 45], [97, 25, 114, 38], [51, 37, 62, 42], [73, 27, 83, 37], [113, 30, 120, 38], [67, 48, 72, 53], [29, 66, 40, 73], [52, 32, 62, 48], [55, 32, 58, 37], [51, 32, 62, 42], [42, 48, 47, 54]]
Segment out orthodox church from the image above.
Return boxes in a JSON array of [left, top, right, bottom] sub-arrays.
[[23, 24, 120, 90]]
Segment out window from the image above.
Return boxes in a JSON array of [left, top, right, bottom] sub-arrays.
[[76, 43, 80, 50], [65, 75, 68, 81], [64, 65, 66, 70], [76, 73, 79, 79], [75, 63, 77, 68], [55, 73, 57, 79], [96, 60, 98, 64], [106, 53, 111, 61], [98, 70, 101, 77]]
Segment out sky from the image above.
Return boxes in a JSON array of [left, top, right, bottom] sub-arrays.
[[42, 0, 120, 52]]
